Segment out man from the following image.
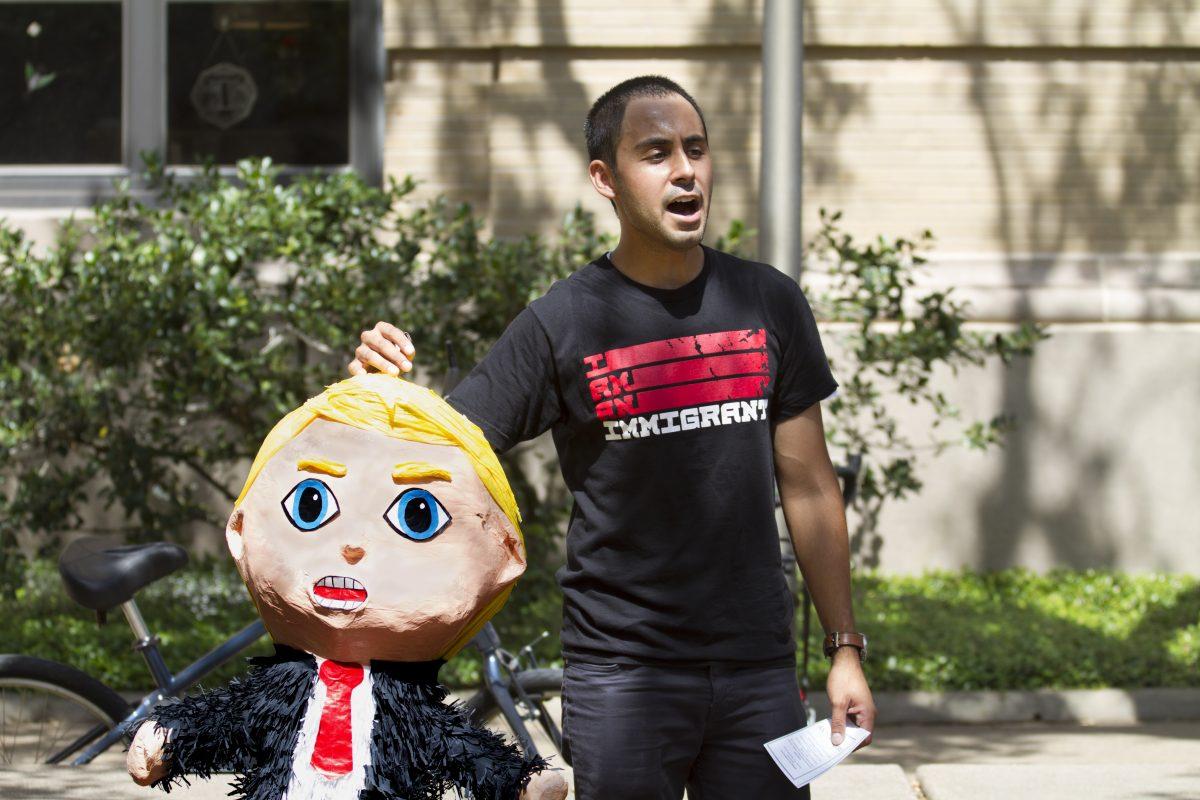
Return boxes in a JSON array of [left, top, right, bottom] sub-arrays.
[[349, 75, 876, 799]]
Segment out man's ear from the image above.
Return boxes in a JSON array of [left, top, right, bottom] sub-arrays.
[[483, 508, 526, 585], [225, 507, 246, 562], [588, 158, 618, 203]]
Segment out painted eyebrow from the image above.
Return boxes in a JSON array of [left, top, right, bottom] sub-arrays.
[[392, 462, 452, 483], [297, 459, 347, 477]]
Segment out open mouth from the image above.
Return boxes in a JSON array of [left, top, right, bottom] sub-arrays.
[[312, 576, 367, 611], [666, 196, 703, 222]]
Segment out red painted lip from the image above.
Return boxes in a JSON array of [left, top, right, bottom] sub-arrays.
[[312, 576, 368, 604], [314, 585, 367, 601]]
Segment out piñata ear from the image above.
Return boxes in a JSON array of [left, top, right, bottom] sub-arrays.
[[485, 507, 526, 585], [226, 507, 246, 562]]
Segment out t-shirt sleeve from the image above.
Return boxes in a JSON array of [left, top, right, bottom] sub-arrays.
[[771, 279, 839, 422], [445, 305, 564, 454]]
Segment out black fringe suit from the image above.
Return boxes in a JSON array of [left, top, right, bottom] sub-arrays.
[[138, 644, 548, 800]]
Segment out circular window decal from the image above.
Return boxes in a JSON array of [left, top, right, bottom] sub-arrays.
[[189, 62, 257, 130]]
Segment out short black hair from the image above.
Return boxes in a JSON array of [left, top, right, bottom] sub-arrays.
[[584, 75, 708, 168]]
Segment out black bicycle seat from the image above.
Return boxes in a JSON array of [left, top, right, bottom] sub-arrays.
[[58, 537, 189, 611]]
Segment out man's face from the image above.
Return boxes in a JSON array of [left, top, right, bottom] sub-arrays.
[[602, 93, 712, 250], [227, 419, 526, 663]]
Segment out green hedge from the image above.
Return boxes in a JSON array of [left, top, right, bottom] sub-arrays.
[[3, 560, 1196, 693], [802, 569, 1200, 691]]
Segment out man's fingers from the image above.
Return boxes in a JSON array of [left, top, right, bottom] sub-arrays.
[[360, 330, 412, 373], [830, 700, 848, 746], [848, 703, 875, 749], [856, 705, 877, 746], [347, 359, 365, 377], [374, 322, 415, 357], [354, 342, 405, 376]]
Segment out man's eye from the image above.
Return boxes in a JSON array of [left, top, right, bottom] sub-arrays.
[[384, 488, 452, 542], [281, 479, 340, 531]]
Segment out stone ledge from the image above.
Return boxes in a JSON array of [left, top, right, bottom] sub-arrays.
[[806, 687, 1200, 724]]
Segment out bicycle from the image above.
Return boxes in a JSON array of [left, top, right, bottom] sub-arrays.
[[0, 537, 268, 767]]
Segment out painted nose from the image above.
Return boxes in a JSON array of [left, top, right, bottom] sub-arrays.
[[341, 545, 365, 565]]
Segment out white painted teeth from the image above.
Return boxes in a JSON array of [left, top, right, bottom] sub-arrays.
[[316, 576, 364, 590], [313, 575, 367, 611]]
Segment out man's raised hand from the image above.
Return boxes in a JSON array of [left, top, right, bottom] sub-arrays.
[[348, 322, 415, 377]]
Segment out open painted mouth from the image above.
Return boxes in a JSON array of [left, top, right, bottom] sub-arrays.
[[312, 576, 367, 611], [666, 196, 702, 221]]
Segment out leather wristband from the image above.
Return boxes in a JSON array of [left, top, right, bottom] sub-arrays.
[[823, 631, 868, 663]]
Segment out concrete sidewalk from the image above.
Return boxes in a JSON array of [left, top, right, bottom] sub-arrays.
[[0, 759, 915, 799], [3, 720, 1198, 799]]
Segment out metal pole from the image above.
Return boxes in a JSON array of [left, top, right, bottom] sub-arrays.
[[759, 0, 805, 282], [762, 0, 811, 682]]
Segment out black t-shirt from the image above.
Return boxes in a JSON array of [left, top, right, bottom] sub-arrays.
[[446, 244, 838, 665]]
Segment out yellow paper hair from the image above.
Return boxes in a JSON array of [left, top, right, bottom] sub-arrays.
[[234, 372, 523, 658]]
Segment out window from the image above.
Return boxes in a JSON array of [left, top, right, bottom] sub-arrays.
[[0, 2, 123, 165], [0, 0, 383, 206]]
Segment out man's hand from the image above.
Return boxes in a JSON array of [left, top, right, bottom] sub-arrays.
[[347, 321, 415, 377], [826, 647, 875, 750], [520, 769, 568, 800]]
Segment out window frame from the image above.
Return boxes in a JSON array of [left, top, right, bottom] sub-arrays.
[[0, 0, 384, 207]]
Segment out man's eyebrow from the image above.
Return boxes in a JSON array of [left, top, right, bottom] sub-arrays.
[[392, 462, 452, 483], [633, 136, 673, 150], [682, 134, 707, 146], [297, 459, 347, 477]]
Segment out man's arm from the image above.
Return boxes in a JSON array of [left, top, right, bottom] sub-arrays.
[[773, 401, 876, 749]]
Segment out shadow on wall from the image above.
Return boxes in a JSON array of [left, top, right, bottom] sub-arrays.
[[387, 1, 1197, 572], [932, 0, 1197, 570], [393, 1, 829, 241]]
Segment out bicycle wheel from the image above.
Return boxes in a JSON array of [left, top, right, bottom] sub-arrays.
[[0, 655, 131, 767], [462, 667, 566, 763]]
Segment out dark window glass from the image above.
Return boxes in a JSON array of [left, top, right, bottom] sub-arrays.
[[167, 1, 349, 166], [0, 3, 122, 164]]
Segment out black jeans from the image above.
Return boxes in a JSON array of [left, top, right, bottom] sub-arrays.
[[561, 660, 811, 800]]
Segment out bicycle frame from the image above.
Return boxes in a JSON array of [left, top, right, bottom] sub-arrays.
[[470, 623, 562, 761], [60, 600, 266, 766]]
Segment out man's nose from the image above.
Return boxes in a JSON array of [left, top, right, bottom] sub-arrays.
[[341, 545, 365, 565], [670, 148, 696, 184]]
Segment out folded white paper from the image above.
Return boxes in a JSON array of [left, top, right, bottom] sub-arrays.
[[763, 718, 870, 788]]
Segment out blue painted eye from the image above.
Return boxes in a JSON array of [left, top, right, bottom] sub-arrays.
[[383, 488, 451, 542], [281, 479, 340, 531]]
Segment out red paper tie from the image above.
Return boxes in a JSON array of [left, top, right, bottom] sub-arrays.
[[310, 660, 365, 776]]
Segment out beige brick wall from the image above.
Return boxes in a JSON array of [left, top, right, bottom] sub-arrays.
[[386, 1, 1200, 48], [382, 2, 1200, 324], [380, 3, 1200, 574]]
